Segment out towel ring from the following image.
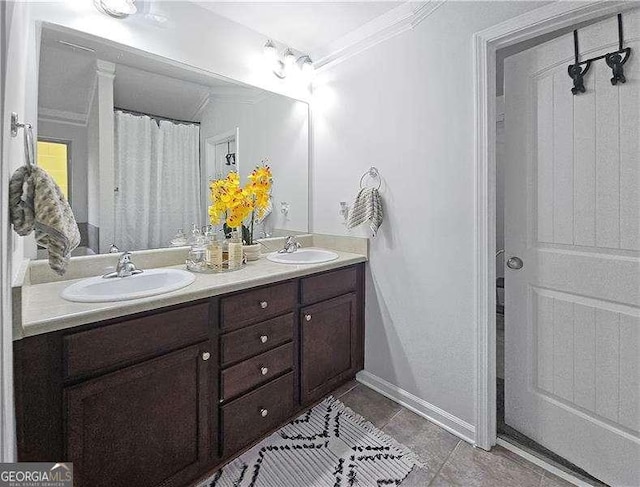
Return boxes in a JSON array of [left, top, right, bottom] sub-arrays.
[[10, 112, 35, 168], [359, 167, 381, 190]]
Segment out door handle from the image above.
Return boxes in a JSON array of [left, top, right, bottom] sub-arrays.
[[506, 256, 524, 270]]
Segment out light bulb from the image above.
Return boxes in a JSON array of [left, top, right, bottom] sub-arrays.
[[300, 56, 314, 79], [263, 40, 278, 64], [283, 49, 296, 69], [96, 0, 137, 17]]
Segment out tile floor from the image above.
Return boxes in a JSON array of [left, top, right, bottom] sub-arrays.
[[334, 381, 576, 487]]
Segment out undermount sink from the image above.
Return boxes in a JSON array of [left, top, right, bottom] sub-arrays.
[[61, 268, 196, 303], [266, 248, 339, 265]]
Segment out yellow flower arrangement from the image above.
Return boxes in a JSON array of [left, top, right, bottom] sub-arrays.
[[208, 164, 272, 244]]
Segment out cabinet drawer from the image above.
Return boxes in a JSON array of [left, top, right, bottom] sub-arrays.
[[222, 372, 294, 456], [64, 303, 210, 379], [221, 314, 294, 366], [221, 282, 296, 331], [301, 266, 357, 305], [221, 343, 293, 401]]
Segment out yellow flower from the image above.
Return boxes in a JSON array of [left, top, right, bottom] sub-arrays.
[[207, 165, 273, 229], [246, 165, 273, 214]]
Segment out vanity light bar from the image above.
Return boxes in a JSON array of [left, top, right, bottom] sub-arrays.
[[263, 40, 314, 80]]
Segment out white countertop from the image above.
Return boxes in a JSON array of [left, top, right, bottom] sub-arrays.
[[19, 251, 366, 339]]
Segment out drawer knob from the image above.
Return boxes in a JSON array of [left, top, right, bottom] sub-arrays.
[[202, 352, 211, 361], [260, 301, 268, 309], [260, 408, 268, 418], [260, 366, 269, 376], [260, 335, 269, 343], [305, 314, 312, 322]]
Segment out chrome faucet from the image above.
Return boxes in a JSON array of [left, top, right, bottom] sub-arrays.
[[103, 251, 143, 278], [279, 235, 301, 253]]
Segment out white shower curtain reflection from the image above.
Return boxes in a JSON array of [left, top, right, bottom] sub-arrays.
[[114, 111, 201, 251]]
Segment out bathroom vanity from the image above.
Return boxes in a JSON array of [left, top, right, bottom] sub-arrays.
[[16, 18, 367, 487], [14, 260, 365, 487]]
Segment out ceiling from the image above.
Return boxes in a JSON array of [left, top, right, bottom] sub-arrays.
[[38, 26, 265, 124], [192, 1, 403, 55], [39, 42, 98, 119], [113, 65, 213, 122]]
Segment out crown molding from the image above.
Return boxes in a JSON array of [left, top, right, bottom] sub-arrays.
[[313, 0, 447, 72], [38, 108, 88, 126]]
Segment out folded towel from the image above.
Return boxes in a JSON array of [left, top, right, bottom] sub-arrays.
[[346, 187, 384, 236], [9, 166, 81, 275]]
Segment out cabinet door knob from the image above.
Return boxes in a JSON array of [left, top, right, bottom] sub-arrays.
[[260, 335, 268, 343], [260, 366, 268, 376], [305, 314, 312, 322], [260, 301, 268, 309], [260, 408, 268, 417], [202, 352, 211, 361]]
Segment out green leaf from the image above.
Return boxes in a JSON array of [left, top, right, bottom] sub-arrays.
[[242, 224, 251, 245]]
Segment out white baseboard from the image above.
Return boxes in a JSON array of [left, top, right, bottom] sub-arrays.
[[356, 370, 476, 444]]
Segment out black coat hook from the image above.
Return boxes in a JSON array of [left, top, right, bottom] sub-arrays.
[[606, 14, 631, 85], [569, 30, 590, 95]]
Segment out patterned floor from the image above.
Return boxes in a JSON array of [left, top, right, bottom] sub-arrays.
[[200, 396, 418, 486], [196, 381, 580, 486]]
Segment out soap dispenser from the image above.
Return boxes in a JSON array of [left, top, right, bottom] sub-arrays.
[[206, 230, 223, 271], [227, 230, 243, 270]]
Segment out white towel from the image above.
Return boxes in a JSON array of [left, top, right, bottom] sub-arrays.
[[346, 187, 384, 236], [9, 166, 81, 275]]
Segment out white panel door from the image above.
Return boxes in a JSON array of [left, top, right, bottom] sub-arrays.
[[504, 11, 640, 486]]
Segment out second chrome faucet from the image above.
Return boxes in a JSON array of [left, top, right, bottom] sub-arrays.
[[278, 235, 301, 254]]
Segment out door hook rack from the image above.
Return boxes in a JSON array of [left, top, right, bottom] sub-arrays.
[[568, 13, 631, 95]]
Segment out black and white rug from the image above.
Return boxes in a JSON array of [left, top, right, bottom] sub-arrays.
[[199, 396, 420, 487]]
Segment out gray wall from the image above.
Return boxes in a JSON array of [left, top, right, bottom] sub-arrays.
[[313, 1, 546, 429]]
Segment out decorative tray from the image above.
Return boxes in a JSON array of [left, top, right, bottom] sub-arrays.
[[185, 256, 247, 274]]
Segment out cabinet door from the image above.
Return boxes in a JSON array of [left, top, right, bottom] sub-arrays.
[[301, 293, 357, 404], [64, 343, 213, 487]]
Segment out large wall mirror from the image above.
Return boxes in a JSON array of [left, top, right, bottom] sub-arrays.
[[36, 24, 309, 258]]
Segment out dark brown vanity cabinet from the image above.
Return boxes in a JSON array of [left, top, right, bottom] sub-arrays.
[[14, 263, 364, 487], [301, 293, 358, 404], [65, 343, 212, 487], [299, 266, 364, 405], [14, 301, 216, 487]]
